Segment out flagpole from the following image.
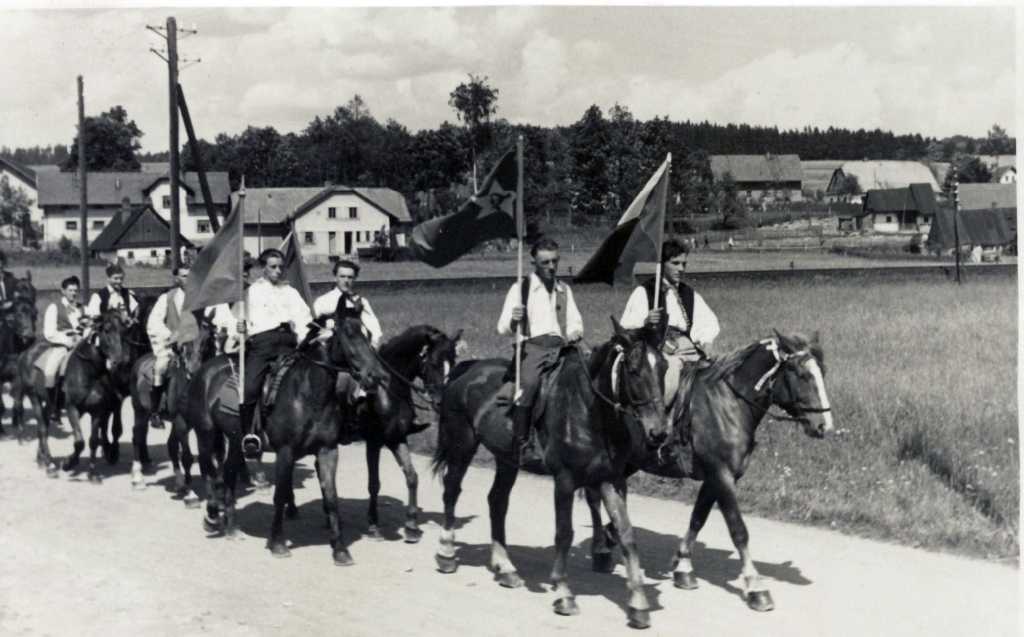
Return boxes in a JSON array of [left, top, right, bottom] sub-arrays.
[[653, 153, 671, 306], [514, 135, 524, 401], [238, 176, 247, 408]]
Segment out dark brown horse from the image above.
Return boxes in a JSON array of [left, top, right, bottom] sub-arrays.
[[431, 320, 669, 629], [0, 295, 38, 441], [361, 325, 461, 543], [128, 313, 218, 497], [585, 331, 833, 612], [192, 304, 388, 565]]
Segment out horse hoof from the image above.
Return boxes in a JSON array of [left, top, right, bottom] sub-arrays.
[[673, 571, 699, 590], [132, 478, 146, 491], [366, 525, 385, 541], [270, 543, 291, 558], [435, 554, 458, 574], [88, 472, 103, 484], [46, 463, 59, 478], [496, 571, 523, 589], [286, 505, 299, 520], [553, 597, 580, 616], [202, 515, 222, 534], [403, 527, 423, 544], [333, 548, 354, 566], [627, 607, 651, 630], [184, 494, 201, 509], [62, 458, 78, 472], [592, 552, 615, 574], [746, 590, 775, 612]]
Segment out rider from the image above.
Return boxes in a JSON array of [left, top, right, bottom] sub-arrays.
[[496, 237, 584, 466], [207, 257, 255, 355], [40, 275, 86, 414], [0, 250, 17, 301], [619, 238, 720, 413], [145, 265, 190, 429], [86, 264, 139, 318], [237, 248, 313, 458], [312, 258, 382, 414]]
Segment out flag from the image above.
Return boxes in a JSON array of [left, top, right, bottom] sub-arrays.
[[280, 226, 313, 307], [183, 195, 243, 312], [409, 149, 520, 267], [574, 155, 670, 285]]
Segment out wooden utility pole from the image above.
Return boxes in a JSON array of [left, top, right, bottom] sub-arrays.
[[177, 84, 219, 233], [76, 75, 89, 297], [952, 165, 961, 285]]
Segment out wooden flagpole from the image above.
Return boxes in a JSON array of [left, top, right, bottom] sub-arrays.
[[653, 153, 671, 307], [514, 135, 524, 401], [238, 176, 247, 405]]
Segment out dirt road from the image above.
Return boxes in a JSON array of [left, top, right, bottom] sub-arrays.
[[0, 416, 1017, 637]]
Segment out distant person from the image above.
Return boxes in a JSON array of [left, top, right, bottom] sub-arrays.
[[86, 264, 139, 318], [145, 265, 191, 429], [703, 235, 709, 250], [38, 275, 86, 415], [727, 236, 735, 250]]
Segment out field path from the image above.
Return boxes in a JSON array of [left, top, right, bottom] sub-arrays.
[[0, 415, 1017, 637]]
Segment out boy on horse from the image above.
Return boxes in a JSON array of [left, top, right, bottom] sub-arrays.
[[619, 238, 719, 413], [145, 265, 190, 429], [86, 264, 139, 319], [237, 248, 313, 458], [497, 237, 584, 466], [38, 275, 86, 414]]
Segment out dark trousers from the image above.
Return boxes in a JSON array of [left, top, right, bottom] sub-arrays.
[[243, 328, 297, 408], [515, 335, 565, 411]]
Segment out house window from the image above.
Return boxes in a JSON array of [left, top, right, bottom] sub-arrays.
[[162, 195, 171, 209], [304, 232, 315, 245], [150, 250, 158, 258], [348, 207, 357, 219], [127, 251, 134, 259], [65, 221, 77, 231], [885, 215, 893, 223], [92, 220, 105, 230], [197, 221, 210, 233], [328, 207, 337, 219]]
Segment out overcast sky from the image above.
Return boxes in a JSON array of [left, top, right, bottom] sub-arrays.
[[1, 5, 1016, 153]]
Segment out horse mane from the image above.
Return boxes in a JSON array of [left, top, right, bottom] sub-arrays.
[[379, 324, 442, 362], [702, 341, 764, 385]]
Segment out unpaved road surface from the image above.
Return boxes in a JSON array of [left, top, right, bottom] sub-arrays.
[[0, 412, 1018, 637]]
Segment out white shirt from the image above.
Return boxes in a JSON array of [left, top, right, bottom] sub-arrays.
[[242, 278, 312, 342], [620, 281, 720, 347], [497, 273, 583, 340], [207, 302, 242, 353], [43, 298, 83, 348], [146, 288, 184, 346], [313, 287, 383, 348], [86, 285, 138, 317]]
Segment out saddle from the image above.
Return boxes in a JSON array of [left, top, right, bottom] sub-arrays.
[[261, 351, 300, 413], [658, 359, 713, 480], [499, 344, 574, 426]]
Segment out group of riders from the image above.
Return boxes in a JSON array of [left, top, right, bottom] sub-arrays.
[[3, 233, 719, 468]]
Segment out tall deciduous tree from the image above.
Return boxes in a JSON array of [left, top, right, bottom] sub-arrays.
[[448, 74, 499, 186], [62, 105, 143, 172], [569, 105, 611, 221], [0, 175, 33, 244]]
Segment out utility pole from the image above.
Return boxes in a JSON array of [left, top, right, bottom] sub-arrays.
[[952, 165, 962, 285], [148, 17, 198, 270], [77, 76, 89, 297]]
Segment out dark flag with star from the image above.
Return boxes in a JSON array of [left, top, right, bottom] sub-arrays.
[[409, 148, 520, 268]]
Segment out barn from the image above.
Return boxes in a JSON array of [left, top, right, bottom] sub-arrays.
[[709, 154, 804, 203], [826, 161, 940, 204], [89, 203, 194, 265], [846, 184, 937, 234]]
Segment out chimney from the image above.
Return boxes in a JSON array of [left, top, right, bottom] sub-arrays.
[[115, 177, 121, 190], [120, 196, 131, 216]]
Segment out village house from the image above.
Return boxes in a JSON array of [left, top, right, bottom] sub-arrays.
[[235, 184, 412, 262], [709, 154, 804, 203], [991, 166, 1017, 184], [841, 183, 937, 234], [826, 161, 940, 204], [89, 199, 194, 265], [0, 157, 45, 230]]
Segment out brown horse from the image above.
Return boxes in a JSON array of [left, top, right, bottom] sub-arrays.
[[584, 331, 833, 612], [1, 295, 38, 441], [431, 320, 669, 629], [360, 325, 462, 543], [191, 303, 388, 565]]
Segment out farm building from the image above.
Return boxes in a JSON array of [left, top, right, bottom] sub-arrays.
[[957, 182, 1016, 211], [825, 161, 940, 204], [36, 170, 231, 246], [89, 202, 194, 266], [235, 185, 412, 262], [991, 166, 1017, 184], [0, 157, 44, 228], [841, 183, 937, 233], [800, 159, 845, 200], [927, 208, 1014, 252], [709, 154, 804, 203]]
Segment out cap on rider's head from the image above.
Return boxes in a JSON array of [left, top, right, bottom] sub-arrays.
[[106, 264, 125, 278]]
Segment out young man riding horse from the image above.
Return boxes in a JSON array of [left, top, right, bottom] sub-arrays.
[[496, 237, 584, 466], [145, 265, 191, 430], [86, 264, 138, 318], [237, 248, 313, 458], [38, 275, 86, 419]]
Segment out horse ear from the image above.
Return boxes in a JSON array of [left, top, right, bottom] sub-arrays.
[[773, 329, 793, 353], [811, 330, 821, 346], [609, 316, 628, 341], [450, 328, 463, 343]]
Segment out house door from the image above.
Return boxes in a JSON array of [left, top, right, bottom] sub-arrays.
[[344, 231, 353, 255], [328, 231, 337, 255]]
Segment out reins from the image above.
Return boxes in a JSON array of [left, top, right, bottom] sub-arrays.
[[723, 339, 832, 424], [576, 340, 657, 418]]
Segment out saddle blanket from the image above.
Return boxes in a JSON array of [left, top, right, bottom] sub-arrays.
[[217, 371, 240, 417], [33, 346, 71, 389]]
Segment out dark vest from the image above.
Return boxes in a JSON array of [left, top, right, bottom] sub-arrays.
[[642, 278, 695, 339], [518, 277, 566, 339], [98, 287, 132, 314], [55, 300, 79, 331]]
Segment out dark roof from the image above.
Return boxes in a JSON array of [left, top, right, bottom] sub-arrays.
[[710, 154, 803, 183], [90, 205, 195, 252], [862, 184, 937, 216], [0, 157, 37, 186], [927, 208, 1013, 249], [37, 171, 230, 207], [233, 185, 412, 225], [957, 183, 1016, 211]]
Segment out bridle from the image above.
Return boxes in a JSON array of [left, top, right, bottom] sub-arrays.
[[580, 340, 660, 420], [725, 338, 832, 424]]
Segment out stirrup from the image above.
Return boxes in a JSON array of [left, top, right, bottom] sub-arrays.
[[242, 433, 262, 459], [148, 412, 166, 429]]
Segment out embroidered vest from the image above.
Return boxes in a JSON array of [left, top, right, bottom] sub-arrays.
[[98, 287, 131, 314], [519, 277, 567, 339], [55, 300, 81, 331], [642, 278, 695, 339]]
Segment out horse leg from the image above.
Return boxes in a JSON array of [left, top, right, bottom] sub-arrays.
[[551, 473, 579, 617], [365, 440, 384, 539], [197, 429, 223, 532], [584, 486, 615, 574], [131, 401, 149, 490], [600, 480, 652, 629], [317, 446, 352, 566], [62, 403, 86, 472], [33, 389, 58, 476], [268, 446, 294, 556], [9, 379, 24, 444], [713, 470, 773, 611], [487, 459, 522, 588], [106, 400, 123, 465], [87, 409, 106, 483], [672, 479, 717, 590], [434, 457, 471, 574], [176, 417, 200, 508], [389, 441, 423, 544]]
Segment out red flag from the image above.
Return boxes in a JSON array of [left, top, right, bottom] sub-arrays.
[[280, 226, 313, 307], [183, 197, 242, 311]]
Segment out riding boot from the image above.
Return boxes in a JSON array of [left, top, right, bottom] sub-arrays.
[[512, 404, 540, 467], [241, 403, 262, 459], [149, 384, 166, 429], [47, 386, 61, 425]]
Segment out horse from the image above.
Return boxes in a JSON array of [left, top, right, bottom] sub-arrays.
[[0, 295, 38, 440], [431, 319, 670, 629], [128, 312, 218, 496], [360, 325, 462, 542], [583, 331, 833, 612], [191, 302, 388, 565]]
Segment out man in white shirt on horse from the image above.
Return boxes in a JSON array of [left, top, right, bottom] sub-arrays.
[[497, 237, 584, 466], [86, 264, 138, 319], [39, 275, 86, 416], [145, 265, 190, 429]]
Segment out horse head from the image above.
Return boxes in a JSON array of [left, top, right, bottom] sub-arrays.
[[770, 330, 833, 438], [175, 313, 219, 375], [414, 326, 463, 406], [328, 299, 388, 388], [13, 273, 36, 305], [610, 316, 670, 450], [1, 296, 37, 342], [90, 310, 129, 369]]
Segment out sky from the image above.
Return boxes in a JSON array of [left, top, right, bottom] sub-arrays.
[[1, 5, 1017, 153]]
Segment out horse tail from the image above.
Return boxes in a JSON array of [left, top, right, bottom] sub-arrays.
[[430, 437, 448, 478]]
